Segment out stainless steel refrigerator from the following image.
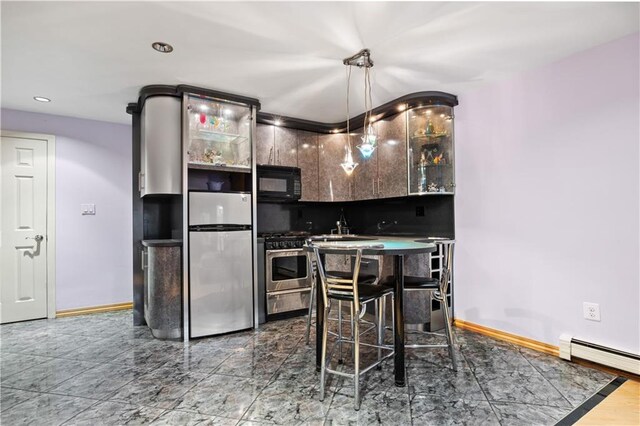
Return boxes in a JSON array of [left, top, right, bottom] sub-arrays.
[[188, 191, 253, 338]]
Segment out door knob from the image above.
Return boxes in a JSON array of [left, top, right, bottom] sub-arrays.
[[26, 235, 44, 242]]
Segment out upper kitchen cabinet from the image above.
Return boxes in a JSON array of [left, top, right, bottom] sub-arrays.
[[255, 125, 298, 167], [352, 113, 407, 200], [140, 96, 182, 197], [256, 124, 274, 165], [297, 130, 319, 201], [185, 94, 252, 173], [407, 105, 455, 195], [376, 112, 408, 199], [274, 127, 298, 167], [318, 133, 353, 202], [353, 132, 378, 201]]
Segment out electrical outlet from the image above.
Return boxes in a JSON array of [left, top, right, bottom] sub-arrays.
[[583, 302, 601, 321]]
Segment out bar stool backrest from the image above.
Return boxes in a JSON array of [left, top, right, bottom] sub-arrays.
[[310, 245, 364, 316], [439, 241, 455, 296]]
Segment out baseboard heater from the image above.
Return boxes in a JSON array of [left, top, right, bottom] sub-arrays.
[[559, 334, 640, 375]]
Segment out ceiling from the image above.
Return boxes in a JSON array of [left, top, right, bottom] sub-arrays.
[[2, 2, 638, 125]]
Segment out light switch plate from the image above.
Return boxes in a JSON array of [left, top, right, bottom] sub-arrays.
[[81, 204, 96, 215]]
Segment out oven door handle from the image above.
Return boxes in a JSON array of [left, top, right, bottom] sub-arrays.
[[270, 288, 312, 296], [266, 249, 305, 257]]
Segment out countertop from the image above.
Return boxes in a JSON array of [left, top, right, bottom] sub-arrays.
[[141, 239, 183, 247], [304, 236, 441, 255]]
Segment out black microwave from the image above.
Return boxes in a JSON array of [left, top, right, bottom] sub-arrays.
[[257, 165, 302, 201]]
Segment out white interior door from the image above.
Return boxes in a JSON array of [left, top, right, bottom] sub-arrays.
[[1, 135, 49, 323]]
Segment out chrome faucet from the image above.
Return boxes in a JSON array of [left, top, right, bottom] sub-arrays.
[[332, 210, 349, 235], [376, 220, 398, 232]]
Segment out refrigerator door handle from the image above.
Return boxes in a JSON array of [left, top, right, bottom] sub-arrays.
[[188, 224, 251, 232]]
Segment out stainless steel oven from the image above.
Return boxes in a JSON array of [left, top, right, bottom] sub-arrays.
[[265, 248, 311, 316], [266, 249, 309, 292], [259, 232, 312, 318]]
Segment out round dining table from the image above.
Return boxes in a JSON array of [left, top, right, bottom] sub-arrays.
[[306, 237, 437, 387]]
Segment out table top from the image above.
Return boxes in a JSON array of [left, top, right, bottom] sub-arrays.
[[305, 237, 437, 255]]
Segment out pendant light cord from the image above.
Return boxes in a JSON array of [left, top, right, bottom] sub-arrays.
[[366, 66, 373, 130], [364, 66, 369, 129], [346, 65, 352, 152]]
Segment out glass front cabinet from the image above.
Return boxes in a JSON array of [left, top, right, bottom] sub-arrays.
[[185, 94, 253, 173], [407, 105, 455, 195]]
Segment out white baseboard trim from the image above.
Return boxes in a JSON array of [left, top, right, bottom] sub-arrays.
[[559, 335, 640, 375]]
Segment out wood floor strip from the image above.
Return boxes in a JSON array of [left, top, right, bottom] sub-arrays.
[[453, 318, 560, 356], [56, 302, 133, 318], [576, 379, 640, 425]]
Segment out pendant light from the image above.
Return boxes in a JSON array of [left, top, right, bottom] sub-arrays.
[[357, 61, 377, 159], [340, 60, 358, 175]]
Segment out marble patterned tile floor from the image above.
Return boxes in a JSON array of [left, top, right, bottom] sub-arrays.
[[0, 310, 615, 425]]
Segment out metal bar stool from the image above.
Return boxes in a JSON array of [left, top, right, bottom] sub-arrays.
[[310, 243, 394, 410], [382, 240, 457, 370], [304, 253, 378, 346]]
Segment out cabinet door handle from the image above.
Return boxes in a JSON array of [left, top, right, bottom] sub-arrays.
[[138, 172, 145, 192], [141, 249, 147, 271], [372, 178, 376, 196]]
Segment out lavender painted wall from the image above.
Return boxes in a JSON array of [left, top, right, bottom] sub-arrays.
[[1, 109, 132, 311], [455, 33, 640, 354]]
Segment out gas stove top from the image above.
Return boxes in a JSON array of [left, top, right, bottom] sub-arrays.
[[259, 231, 310, 249]]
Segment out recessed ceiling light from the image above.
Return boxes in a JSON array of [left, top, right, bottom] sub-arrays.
[[332, 129, 339, 133], [33, 96, 51, 103], [152, 42, 173, 53], [397, 104, 406, 112], [274, 119, 282, 126]]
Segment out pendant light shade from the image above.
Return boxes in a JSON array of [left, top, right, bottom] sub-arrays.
[[357, 124, 377, 158], [340, 138, 358, 175]]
